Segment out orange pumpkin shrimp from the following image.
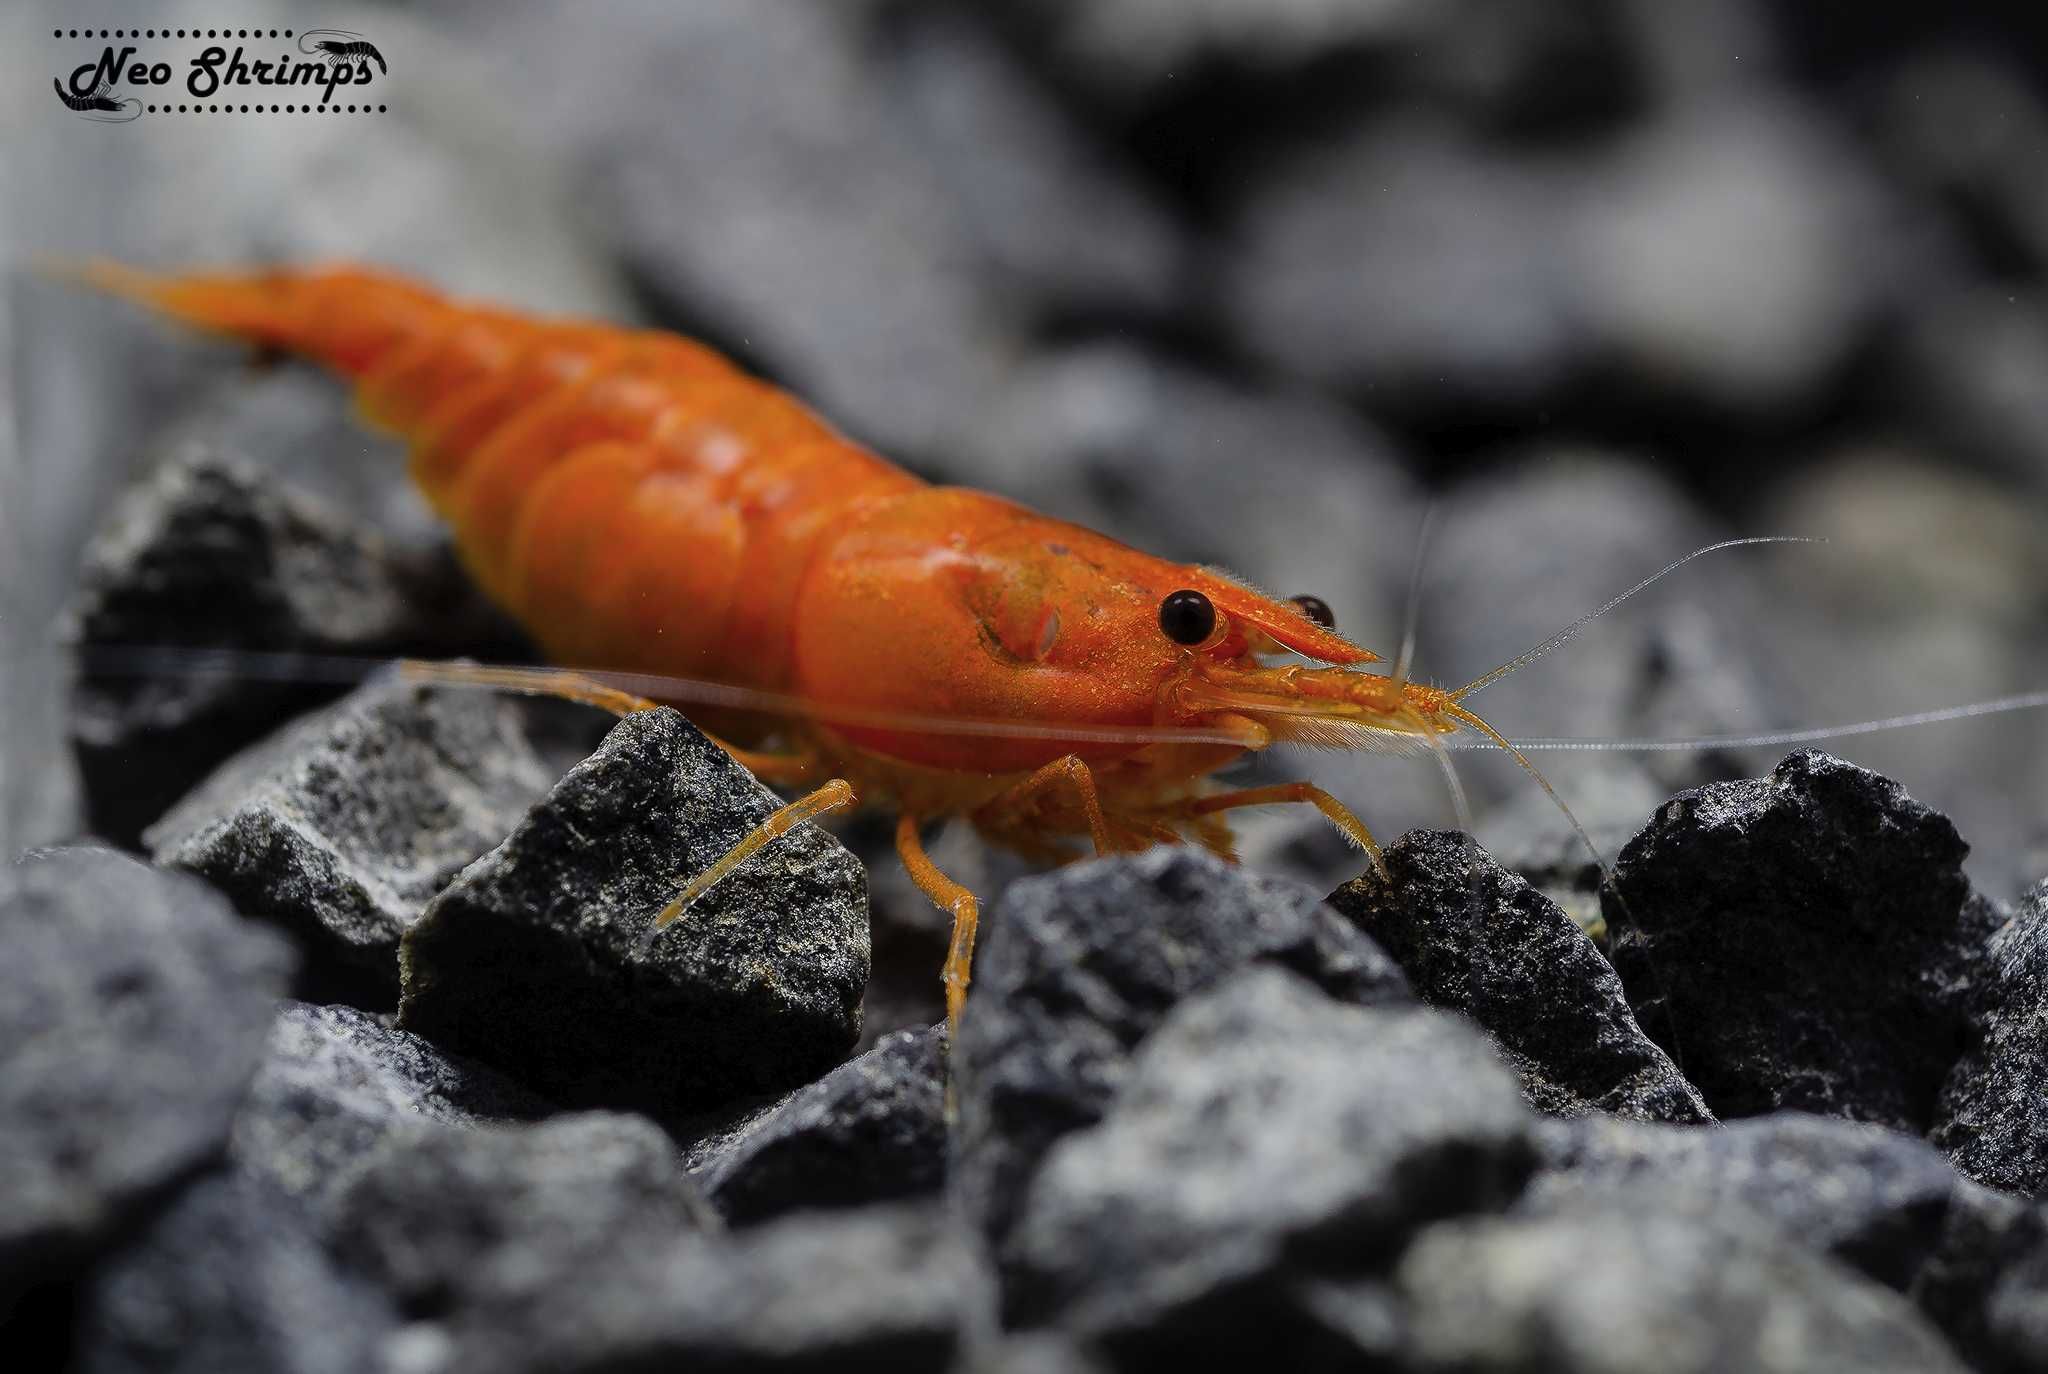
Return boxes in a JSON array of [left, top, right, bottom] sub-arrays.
[[71, 261, 1673, 1040]]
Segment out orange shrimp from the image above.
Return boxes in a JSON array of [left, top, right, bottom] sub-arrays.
[[74, 261, 1574, 1039]]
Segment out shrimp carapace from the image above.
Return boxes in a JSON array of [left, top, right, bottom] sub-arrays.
[[77, 259, 1514, 1038]]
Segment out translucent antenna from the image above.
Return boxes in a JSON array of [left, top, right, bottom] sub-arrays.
[[1392, 503, 1439, 689], [1483, 691, 2048, 752], [1452, 537, 1821, 703], [69, 644, 1264, 748], [1440, 697, 1687, 1071], [1403, 702, 1473, 838]]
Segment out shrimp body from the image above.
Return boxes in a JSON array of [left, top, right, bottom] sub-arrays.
[[82, 263, 1485, 866]]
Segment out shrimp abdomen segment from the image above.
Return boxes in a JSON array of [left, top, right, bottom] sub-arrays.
[[90, 263, 923, 688]]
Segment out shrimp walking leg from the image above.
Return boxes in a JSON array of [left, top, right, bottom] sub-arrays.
[[1183, 782, 1388, 878], [650, 779, 858, 934], [895, 813, 981, 1046], [397, 659, 659, 715], [393, 659, 819, 779], [972, 754, 1115, 857]]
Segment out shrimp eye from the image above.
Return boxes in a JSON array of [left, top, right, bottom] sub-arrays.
[[1289, 594, 1336, 629], [1158, 589, 1216, 645]]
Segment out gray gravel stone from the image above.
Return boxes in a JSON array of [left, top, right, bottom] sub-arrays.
[[1006, 965, 1533, 1348], [697, 1025, 947, 1227], [887, 10, 1185, 323], [64, 452, 523, 848], [73, 1169, 396, 1374], [559, 0, 1018, 467], [1221, 103, 1886, 417], [398, 708, 868, 1116], [1329, 830, 1712, 1124], [422, 1201, 965, 1374], [954, 848, 1411, 1264], [1914, 1180, 2048, 1374], [1607, 750, 1987, 1132], [1397, 1204, 1969, 1373], [1526, 1113, 1960, 1292], [0, 848, 295, 1300], [954, 1333, 1113, 1374], [333, 1112, 708, 1318], [228, 1002, 554, 1224], [1934, 879, 2048, 1196], [1000, 0, 1439, 112], [147, 677, 555, 1000], [1222, 115, 1582, 409]]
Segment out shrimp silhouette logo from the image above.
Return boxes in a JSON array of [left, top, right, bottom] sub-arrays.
[[51, 27, 390, 122]]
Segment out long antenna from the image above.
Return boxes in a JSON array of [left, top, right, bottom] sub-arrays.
[[69, 644, 1264, 749], [1392, 503, 1439, 689], [1451, 537, 1820, 703], [1483, 692, 2048, 751], [1441, 697, 1685, 1071]]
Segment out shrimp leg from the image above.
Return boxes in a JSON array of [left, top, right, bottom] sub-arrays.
[[1183, 782, 1388, 879], [396, 661, 845, 921], [650, 779, 858, 932], [895, 813, 981, 1049], [399, 659, 659, 716], [394, 658, 819, 779], [972, 754, 1115, 857]]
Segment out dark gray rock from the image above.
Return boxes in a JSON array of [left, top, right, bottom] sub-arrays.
[[1914, 1181, 2048, 1374], [228, 1002, 554, 1224], [953, 848, 1411, 1262], [887, 9, 1185, 323], [1531, 1113, 2048, 1368], [1898, 282, 2048, 489], [1934, 879, 2048, 1196], [1222, 115, 1582, 409], [1526, 1113, 1960, 1293], [697, 1025, 947, 1227], [1471, 761, 1668, 937], [1329, 830, 1712, 1124], [398, 708, 868, 1116], [558, 0, 1017, 466], [955, 1333, 1113, 1374], [147, 677, 556, 1000], [425, 1201, 964, 1374], [333, 1112, 707, 1318], [1221, 103, 1885, 419], [1287, 1277, 1407, 1369], [64, 452, 522, 847], [1875, 52, 2048, 281], [1006, 966, 1533, 1348], [1397, 1205, 1969, 1373], [1568, 101, 1890, 413], [1875, 55, 2048, 492], [72, 1169, 396, 1374], [1606, 750, 1985, 1132], [998, 0, 1438, 113], [0, 848, 295, 1300]]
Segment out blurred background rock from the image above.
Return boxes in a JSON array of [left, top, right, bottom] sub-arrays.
[[4, 0, 2045, 898]]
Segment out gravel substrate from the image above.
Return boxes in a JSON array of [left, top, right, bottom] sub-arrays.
[[13, 623, 2047, 1369]]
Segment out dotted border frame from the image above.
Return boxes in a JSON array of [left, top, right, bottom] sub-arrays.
[[52, 28, 389, 113]]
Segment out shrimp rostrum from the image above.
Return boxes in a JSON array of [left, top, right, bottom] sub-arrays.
[[75, 262, 1609, 1040]]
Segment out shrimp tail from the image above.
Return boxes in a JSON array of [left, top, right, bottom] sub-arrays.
[[51, 259, 439, 375]]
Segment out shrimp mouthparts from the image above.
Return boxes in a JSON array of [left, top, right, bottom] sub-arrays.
[[1170, 661, 1460, 755]]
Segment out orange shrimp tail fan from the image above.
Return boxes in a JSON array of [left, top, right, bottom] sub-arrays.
[[50, 258, 441, 376]]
